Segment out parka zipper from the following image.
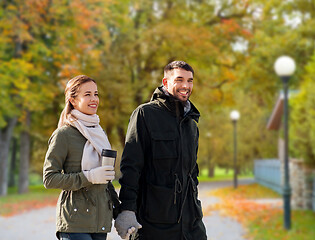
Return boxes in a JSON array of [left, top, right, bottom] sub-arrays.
[[175, 111, 198, 223]]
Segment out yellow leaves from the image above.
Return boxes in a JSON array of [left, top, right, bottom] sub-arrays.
[[205, 184, 282, 229], [210, 183, 280, 199], [208, 185, 315, 240], [58, 64, 81, 79], [0, 59, 35, 89], [29, 0, 51, 15], [1, 196, 57, 217], [6, 4, 18, 12]]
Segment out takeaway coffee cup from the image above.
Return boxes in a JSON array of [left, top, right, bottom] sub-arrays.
[[101, 149, 117, 167]]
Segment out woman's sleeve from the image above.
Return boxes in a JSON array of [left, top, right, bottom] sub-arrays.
[[43, 129, 91, 191], [108, 182, 121, 219]]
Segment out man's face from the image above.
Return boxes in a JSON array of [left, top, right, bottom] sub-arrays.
[[163, 68, 193, 102]]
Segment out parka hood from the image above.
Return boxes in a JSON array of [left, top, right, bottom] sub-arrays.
[[150, 86, 200, 122]]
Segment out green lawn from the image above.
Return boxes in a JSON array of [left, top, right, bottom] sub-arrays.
[[198, 167, 253, 182], [249, 209, 315, 240]]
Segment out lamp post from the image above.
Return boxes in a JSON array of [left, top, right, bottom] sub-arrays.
[[274, 56, 296, 230], [230, 110, 240, 189]]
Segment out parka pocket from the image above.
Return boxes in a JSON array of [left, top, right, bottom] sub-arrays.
[[151, 131, 177, 159], [193, 193, 203, 219], [191, 181, 203, 219], [59, 190, 96, 228], [145, 183, 178, 224]]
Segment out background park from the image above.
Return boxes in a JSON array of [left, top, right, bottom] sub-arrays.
[[0, 0, 315, 239]]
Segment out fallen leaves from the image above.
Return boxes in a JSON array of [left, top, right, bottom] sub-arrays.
[[1, 196, 58, 217], [203, 183, 282, 228]]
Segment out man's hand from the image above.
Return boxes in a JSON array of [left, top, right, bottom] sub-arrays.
[[114, 210, 142, 239]]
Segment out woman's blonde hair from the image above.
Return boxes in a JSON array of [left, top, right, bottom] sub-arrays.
[[57, 75, 96, 128]]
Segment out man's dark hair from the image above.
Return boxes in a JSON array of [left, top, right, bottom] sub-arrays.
[[164, 61, 194, 76]]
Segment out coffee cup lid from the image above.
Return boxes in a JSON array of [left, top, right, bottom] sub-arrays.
[[102, 149, 117, 158]]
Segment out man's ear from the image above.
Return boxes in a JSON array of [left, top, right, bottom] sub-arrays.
[[162, 78, 168, 88]]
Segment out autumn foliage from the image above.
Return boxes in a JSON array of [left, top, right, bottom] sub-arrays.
[[204, 184, 281, 225], [204, 184, 315, 240]]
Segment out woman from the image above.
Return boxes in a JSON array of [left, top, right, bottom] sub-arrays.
[[43, 75, 120, 240]]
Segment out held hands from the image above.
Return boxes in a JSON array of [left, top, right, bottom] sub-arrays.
[[114, 210, 142, 239], [83, 166, 115, 184]]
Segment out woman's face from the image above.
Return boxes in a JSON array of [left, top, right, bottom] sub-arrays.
[[70, 81, 99, 115]]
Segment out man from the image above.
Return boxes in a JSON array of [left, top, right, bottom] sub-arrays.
[[115, 61, 207, 240]]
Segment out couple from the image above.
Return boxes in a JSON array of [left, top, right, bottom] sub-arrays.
[[43, 61, 207, 240]]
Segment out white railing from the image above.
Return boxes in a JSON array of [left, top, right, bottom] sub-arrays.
[[254, 159, 282, 194]]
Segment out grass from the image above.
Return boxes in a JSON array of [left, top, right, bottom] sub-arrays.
[[249, 210, 315, 240], [207, 183, 315, 240], [198, 167, 254, 182]]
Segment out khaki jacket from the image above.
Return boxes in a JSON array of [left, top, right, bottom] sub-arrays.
[[43, 125, 119, 237]]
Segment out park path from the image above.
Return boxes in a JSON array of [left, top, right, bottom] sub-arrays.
[[0, 179, 254, 240]]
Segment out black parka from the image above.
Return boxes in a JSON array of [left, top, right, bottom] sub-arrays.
[[119, 87, 207, 240]]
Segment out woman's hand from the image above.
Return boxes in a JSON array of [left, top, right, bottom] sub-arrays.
[[83, 166, 115, 184]]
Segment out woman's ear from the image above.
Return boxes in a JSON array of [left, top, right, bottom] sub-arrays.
[[69, 98, 76, 107]]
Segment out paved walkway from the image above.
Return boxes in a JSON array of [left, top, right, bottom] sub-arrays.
[[0, 179, 255, 240]]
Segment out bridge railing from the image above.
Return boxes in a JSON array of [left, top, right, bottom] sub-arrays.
[[254, 159, 282, 194]]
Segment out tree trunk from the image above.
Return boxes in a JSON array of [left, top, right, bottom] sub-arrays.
[[208, 165, 215, 177], [0, 117, 17, 196], [8, 137, 17, 187], [117, 126, 126, 148], [18, 111, 31, 194]]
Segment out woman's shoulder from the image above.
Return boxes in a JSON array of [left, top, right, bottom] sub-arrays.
[[49, 125, 79, 143], [52, 124, 77, 135]]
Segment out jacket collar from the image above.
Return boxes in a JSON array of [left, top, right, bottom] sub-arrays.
[[150, 86, 200, 122]]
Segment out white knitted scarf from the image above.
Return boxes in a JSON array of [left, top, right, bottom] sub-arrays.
[[69, 109, 111, 171]]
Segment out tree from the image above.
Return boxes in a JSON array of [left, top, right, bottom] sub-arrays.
[[0, 0, 115, 194], [290, 52, 315, 167], [2, 0, 315, 187]]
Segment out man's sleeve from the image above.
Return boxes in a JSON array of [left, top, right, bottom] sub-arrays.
[[119, 107, 149, 212]]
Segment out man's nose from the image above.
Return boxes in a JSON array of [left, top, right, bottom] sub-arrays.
[[182, 81, 189, 88]]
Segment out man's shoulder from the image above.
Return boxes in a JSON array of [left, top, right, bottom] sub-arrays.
[[134, 101, 161, 113]]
